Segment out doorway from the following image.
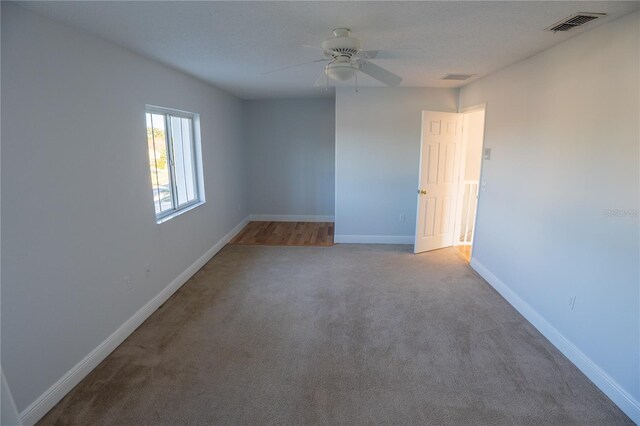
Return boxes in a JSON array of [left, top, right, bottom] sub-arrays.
[[453, 107, 485, 261], [414, 106, 486, 259]]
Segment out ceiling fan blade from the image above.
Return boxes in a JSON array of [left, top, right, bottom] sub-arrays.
[[367, 47, 426, 59], [359, 61, 403, 86], [313, 68, 328, 87], [362, 50, 379, 59], [259, 58, 328, 76]]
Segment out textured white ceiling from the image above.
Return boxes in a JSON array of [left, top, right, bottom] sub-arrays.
[[17, 1, 639, 99]]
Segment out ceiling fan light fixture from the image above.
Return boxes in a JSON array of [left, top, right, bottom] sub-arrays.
[[326, 62, 358, 81]]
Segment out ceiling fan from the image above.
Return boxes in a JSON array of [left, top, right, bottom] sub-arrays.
[[260, 28, 403, 88]]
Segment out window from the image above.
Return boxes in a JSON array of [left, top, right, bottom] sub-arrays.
[[146, 106, 203, 221]]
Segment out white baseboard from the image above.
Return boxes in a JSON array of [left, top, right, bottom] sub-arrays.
[[334, 235, 414, 244], [470, 258, 640, 424], [249, 214, 334, 222], [19, 216, 250, 426]]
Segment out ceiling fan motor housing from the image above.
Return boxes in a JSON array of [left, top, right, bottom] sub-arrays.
[[315, 27, 401, 85], [322, 28, 361, 59]]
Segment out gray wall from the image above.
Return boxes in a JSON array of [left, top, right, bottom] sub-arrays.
[[1, 370, 22, 426], [244, 98, 335, 218], [1, 3, 248, 412], [460, 11, 639, 416], [334, 88, 459, 242]]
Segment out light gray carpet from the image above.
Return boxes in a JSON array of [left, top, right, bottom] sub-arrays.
[[39, 245, 631, 425]]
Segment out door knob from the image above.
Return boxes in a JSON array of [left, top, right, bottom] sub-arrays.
[[417, 189, 427, 195]]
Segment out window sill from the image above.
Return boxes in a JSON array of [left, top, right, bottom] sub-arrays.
[[156, 201, 205, 224]]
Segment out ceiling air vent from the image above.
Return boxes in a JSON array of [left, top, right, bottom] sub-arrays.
[[546, 13, 606, 32], [441, 74, 475, 81]]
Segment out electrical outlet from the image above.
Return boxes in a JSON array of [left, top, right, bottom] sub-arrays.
[[144, 264, 151, 277], [399, 213, 406, 223], [124, 276, 133, 291], [568, 296, 576, 310]]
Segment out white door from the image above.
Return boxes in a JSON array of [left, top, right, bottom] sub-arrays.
[[414, 111, 463, 253]]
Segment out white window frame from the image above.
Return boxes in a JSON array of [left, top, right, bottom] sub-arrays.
[[146, 105, 205, 223]]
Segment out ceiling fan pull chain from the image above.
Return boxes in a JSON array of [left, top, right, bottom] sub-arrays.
[[325, 65, 329, 91]]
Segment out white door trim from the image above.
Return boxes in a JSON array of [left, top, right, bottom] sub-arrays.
[[452, 105, 487, 261], [459, 102, 487, 114]]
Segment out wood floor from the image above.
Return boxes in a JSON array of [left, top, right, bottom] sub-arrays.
[[456, 244, 472, 262], [229, 221, 334, 246]]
